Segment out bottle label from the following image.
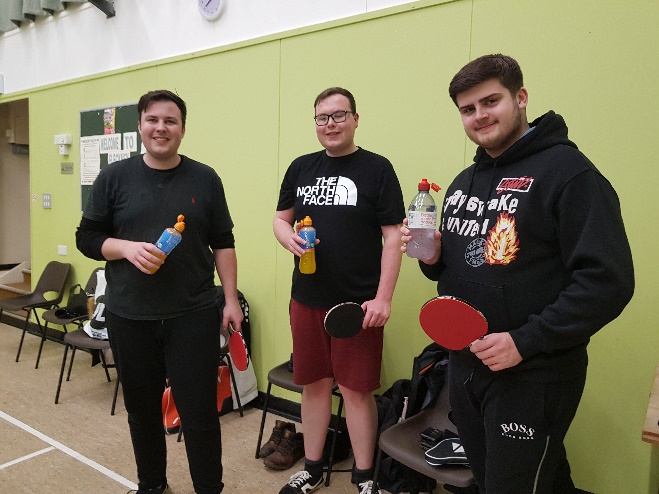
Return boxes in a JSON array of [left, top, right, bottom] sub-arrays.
[[155, 228, 182, 255], [408, 211, 437, 229], [299, 229, 316, 250]]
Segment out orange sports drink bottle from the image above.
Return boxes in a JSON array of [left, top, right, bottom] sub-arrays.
[[150, 214, 185, 273], [299, 216, 316, 274]]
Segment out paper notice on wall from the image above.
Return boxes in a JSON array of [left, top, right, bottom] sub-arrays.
[[80, 136, 101, 185], [99, 133, 122, 154], [108, 151, 131, 164], [123, 132, 138, 152], [103, 108, 116, 135]]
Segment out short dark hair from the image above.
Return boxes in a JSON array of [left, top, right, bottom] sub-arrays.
[[448, 54, 524, 106], [314, 87, 356, 113], [137, 89, 187, 128]]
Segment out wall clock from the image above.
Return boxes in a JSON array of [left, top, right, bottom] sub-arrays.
[[199, 0, 224, 21]]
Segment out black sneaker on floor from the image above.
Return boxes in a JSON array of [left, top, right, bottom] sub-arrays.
[[357, 480, 380, 494], [126, 484, 170, 494], [278, 470, 324, 494]]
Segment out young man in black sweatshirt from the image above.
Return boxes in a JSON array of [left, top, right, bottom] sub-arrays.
[[401, 54, 634, 493]]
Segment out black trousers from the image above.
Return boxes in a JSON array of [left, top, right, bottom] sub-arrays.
[[107, 306, 224, 494], [448, 357, 585, 494]]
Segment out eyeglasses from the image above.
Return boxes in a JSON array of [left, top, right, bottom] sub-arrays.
[[314, 110, 354, 126]]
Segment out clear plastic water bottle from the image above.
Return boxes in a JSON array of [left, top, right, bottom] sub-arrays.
[[407, 179, 440, 260], [299, 216, 316, 274]]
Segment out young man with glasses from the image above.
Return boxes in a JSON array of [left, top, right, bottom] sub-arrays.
[[273, 87, 405, 494], [401, 54, 634, 493]]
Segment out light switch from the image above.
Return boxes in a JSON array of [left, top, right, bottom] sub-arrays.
[[57, 245, 67, 256]]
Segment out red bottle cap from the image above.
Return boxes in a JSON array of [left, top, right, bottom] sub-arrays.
[[418, 179, 441, 192]]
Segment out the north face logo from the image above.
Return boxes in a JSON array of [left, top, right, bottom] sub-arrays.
[[297, 176, 358, 206]]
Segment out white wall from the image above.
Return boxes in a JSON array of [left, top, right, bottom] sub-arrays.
[[0, 0, 416, 94]]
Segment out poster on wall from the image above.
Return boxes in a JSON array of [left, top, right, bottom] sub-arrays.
[[80, 103, 142, 210]]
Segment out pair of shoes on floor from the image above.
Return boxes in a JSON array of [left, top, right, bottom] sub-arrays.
[[264, 428, 305, 470], [127, 484, 170, 494], [259, 419, 297, 458], [278, 470, 324, 494], [357, 480, 380, 494]]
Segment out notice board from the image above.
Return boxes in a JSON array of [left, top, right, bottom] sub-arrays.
[[79, 103, 142, 210]]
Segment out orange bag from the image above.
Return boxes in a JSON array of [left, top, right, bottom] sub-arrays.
[[162, 366, 232, 434]]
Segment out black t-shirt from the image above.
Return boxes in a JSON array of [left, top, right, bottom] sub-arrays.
[[82, 155, 234, 319], [277, 148, 405, 307]]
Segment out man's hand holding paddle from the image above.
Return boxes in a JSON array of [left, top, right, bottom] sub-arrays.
[[469, 332, 522, 372], [361, 297, 391, 329], [324, 297, 391, 339]]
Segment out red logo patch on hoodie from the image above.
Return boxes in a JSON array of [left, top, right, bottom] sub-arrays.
[[496, 176, 534, 194]]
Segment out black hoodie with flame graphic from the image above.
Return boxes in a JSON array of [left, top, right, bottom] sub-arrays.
[[420, 111, 634, 382]]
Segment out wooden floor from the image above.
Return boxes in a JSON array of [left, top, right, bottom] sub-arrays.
[[0, 320, 449, 493]]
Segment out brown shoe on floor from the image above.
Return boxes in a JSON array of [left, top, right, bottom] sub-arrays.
[[260, 420, 297, 458], [263, 429, 305, 470]]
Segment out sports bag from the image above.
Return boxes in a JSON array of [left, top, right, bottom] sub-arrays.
[[83, 270, 108, 340], [55, 284, 89, 319], [162, 365, 232, 434]]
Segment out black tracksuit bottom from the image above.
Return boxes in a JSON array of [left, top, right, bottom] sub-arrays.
[[107, 305, 224, 494], [448, 354, 586, 494]]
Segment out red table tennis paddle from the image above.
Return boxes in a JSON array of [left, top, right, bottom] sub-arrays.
[[324, 302, 364, 338], [419, 296, 488, 350], [227, 323, 249, 371]]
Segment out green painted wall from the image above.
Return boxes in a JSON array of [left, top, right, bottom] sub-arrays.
[[2, 0, 657, 492]]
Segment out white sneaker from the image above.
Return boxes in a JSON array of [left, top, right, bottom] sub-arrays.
[[357, 480, 380, 494]]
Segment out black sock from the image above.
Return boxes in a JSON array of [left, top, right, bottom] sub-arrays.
[[352, 466, 374, 485], [305, 458, 324, 480]]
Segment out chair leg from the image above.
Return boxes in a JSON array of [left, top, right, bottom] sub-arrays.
[[325, 393, 344, 487], [54, 344, 71, 404], [98, 350, 112, 382], [111, 374, 120, 416], [34, 312, 47, 369], [372, 445, 384, 492], [15, 314, 30, 363], [226, 359, 243, 417], [255, 382, 272, 459], [66, 347, 77, 381]]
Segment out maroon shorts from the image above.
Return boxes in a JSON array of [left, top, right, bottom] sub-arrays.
[[289, 299, 384, 393]]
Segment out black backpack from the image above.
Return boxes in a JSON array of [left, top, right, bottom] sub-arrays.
[[408, 342, 449, 417], [374, 343, 449, 494]]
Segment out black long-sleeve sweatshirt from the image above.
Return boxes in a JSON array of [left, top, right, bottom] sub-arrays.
[[421, 111, 634, 382]]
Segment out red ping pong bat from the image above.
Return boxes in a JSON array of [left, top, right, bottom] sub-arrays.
[[324, 302, 364, 338], [227, 323, 249, 371], [419, 296, 488, 350]]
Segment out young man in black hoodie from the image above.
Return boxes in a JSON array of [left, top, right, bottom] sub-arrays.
[[401, 55, 634, 493]]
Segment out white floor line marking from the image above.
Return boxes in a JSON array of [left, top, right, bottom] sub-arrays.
[[0, 410, 137, 489], [0, 446, 55, 470]]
